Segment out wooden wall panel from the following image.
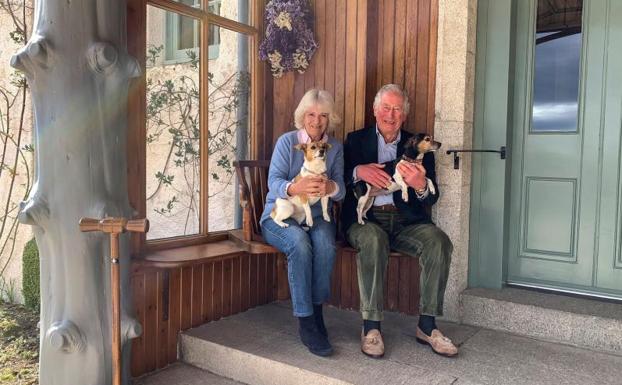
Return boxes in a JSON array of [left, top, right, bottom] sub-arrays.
[[166, 268, 181, 364], [333, 0, 346, 140], [241, 255, 251, 311], [269, 0, 368, 144], [201, 263, 213, 322], [267, 0, 437, 152], [130, 273, 145, 376], [365, 0, 438, 134], [127, 0, 147, 255], [156, 271, 169, 368], [131, 253, 281, 378], [143, 272, 158, 372]]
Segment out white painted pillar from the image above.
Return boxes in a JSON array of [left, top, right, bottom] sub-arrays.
[[11, 1, 142, 383]]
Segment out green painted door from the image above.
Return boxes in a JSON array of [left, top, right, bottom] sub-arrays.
[[508, 0, 622, 297]]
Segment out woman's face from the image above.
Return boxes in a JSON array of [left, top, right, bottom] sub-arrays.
[[303, 104, 330, 140]]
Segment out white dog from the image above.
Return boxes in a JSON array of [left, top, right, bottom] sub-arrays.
[[270, 141, 332, 228]]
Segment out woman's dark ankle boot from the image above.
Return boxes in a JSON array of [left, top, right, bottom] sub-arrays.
[[298, 315, 333, 356], [313, 304, 328, 337]]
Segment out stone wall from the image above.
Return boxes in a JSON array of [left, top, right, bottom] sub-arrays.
[[433, 0, 478, 321]]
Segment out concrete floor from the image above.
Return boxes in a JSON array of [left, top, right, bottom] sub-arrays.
[[133, 363, 244, 385], [137, 301, 622, 385]]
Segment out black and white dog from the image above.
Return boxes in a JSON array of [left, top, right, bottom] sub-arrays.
[[353, 133, 441, 225]]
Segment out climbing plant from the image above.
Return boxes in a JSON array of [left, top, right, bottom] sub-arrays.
[[145, 44, 249, 234], [0, 0, 33, 301]]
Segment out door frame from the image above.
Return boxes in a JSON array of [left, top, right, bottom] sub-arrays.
[[468, 0, 515, 289]]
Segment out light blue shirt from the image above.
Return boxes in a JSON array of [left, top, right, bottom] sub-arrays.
[[374, 128, 400, 206]]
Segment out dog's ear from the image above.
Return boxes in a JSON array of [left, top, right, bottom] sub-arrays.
[[325, 143, 332, 150], [294, 143, 306, 151]]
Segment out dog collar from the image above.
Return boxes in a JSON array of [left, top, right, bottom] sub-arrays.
[[402, 154, 424, 163], [302, 166, 325, 176]]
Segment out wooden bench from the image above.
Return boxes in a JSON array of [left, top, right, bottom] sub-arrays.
[[230, 160, 421, 314]]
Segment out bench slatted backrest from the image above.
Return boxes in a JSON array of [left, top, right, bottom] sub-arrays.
[[234, 160, 271, 242]]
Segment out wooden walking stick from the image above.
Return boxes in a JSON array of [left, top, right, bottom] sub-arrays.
[[79, 217, 149, 385]]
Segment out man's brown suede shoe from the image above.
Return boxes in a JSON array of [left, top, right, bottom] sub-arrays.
[[361, 329, 384, 358], [415, 327, 458, 357]]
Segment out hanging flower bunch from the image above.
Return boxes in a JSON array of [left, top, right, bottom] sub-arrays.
[[259, 0, 318, 78]]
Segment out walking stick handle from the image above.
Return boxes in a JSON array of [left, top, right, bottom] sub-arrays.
[[79, 217, 150, 234], [126, 218, 149, 233], [78, 217, 103, 232]]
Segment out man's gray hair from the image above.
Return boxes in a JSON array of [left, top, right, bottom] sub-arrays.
[[373, 84, 410, 115], [294, 88, 342, 131]]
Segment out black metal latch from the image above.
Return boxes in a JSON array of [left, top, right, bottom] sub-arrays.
[[446, 146, 506, 169]]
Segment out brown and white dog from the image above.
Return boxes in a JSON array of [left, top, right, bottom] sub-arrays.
[[354, 133, 441, 225], [271, 141, 333, 228]]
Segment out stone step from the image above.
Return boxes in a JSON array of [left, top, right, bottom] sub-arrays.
[[178, 301, 622, 385], [132, 362, 245, 385], [461, 287, 622, 356]]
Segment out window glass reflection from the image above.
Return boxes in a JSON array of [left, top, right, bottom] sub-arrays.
[[146, 6, 201, 239], [532, 0, 583, 132]]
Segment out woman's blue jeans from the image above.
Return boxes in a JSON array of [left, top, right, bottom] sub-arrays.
[[261, 217, 337, 317]]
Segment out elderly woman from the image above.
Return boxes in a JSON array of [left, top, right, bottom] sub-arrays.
[[260, 89, 345, 356]]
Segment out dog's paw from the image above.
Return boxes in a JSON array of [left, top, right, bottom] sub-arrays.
[[402, 192, 409, 202], [306, 219, 314, 227], [358, 218, 366, 225], [323, 214, 331, 223], [275, 221, 289, 228]]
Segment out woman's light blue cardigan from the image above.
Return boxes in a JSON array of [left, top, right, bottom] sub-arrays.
[[260, 130, 346, 225]]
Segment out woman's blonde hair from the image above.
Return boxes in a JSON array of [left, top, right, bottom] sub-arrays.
[[294, 89, 341, 132]]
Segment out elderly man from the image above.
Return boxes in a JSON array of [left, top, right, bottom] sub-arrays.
[[342, 84, 456, 358]]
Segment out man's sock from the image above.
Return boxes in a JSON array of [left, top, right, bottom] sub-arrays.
[[417, 314, 437, 336], [363, 319, 381, 335]]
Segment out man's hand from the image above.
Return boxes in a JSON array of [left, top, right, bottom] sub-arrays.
[[357, 163, 392, 189], [397, 162, 427, 190], [288, 176, 334, 197]]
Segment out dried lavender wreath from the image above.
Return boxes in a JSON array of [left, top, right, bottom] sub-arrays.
[[259, 0, 318, 78]]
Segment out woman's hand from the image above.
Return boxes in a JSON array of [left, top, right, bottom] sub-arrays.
[[318, 178, 336, 197], [288, 176, 336, 197]]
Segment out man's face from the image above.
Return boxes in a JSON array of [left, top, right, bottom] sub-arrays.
[[374, 92, 406, 139]]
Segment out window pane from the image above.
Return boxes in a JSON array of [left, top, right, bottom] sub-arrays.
[[146, 5, 201, 240], [179, 15, 198, 50], [208, 28, 251, 232], [531, 0, 583, 132], [209, 0, 250, 25]]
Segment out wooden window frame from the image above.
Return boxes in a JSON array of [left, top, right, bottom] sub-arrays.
[[164, 0, 221, 62], [128, 0, 265, 254]]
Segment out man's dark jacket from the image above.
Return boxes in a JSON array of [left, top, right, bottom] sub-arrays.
[[341, 126, 440, 235]]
